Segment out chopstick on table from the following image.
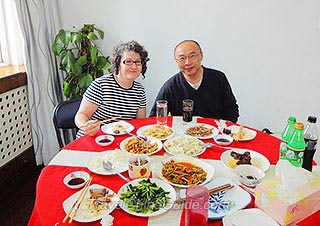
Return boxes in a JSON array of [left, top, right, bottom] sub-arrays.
[[174, 183, 234, 204], [63, 176, 93, 223]]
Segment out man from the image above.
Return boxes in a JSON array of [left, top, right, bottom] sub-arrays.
[[150, 40, 239, 122]]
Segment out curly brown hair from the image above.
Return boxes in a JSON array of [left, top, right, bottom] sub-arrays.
[[109, 40, 149, 78]]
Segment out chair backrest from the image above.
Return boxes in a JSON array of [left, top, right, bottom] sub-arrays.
[[53, 98, 82, 148]]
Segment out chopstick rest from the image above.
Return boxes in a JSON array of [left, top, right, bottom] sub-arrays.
[[174, 183, 234, 204], [63, 176, 93, 223]]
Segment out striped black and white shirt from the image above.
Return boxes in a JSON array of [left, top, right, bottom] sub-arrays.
[[77, 74, 146, 137]]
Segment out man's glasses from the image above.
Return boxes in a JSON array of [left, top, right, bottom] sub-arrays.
[[122, 59, 142, 66], [175, 53, 200, 63]]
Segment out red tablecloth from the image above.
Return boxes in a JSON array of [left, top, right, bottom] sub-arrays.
[[28, 117, 320, 226]]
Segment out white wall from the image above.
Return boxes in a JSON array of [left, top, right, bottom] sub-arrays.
[[57, 1, 320, 153]]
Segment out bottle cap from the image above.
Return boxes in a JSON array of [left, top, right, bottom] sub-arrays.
[[288, 116, 296, 123], [295, 122, 304, 130], [307, 116, 317, 123]]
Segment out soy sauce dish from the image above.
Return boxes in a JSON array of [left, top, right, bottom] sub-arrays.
[[95, 135, 115, 146], [234, 165, 265, 188], [213, 134, 233, 146], [63, 171, 90, 189]]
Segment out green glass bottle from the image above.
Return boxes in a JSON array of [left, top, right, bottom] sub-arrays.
[[279, 116, 297, 160], [287, 123, 306, 167]]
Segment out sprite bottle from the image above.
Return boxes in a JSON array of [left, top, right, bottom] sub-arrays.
[[279, 116, 296, 160], [287, 123, 306, 167]]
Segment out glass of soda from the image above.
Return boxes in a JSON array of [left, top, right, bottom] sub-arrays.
[[182, 99, 193, 124]]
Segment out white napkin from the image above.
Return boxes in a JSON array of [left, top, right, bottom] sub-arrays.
[[100, 214, 114, 226], [275, 160, 310, 190], [215, 119, 227, 132]]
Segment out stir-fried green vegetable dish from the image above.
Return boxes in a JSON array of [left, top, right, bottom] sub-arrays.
[[120, 179, 170, 213]]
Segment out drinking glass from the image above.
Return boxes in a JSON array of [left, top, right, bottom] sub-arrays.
[[185, 185, 209, 226], [156, 100, 168, 125], [182, 99, 194, 123]]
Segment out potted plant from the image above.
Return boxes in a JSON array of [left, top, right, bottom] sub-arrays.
[[52, 24, 110, 99]]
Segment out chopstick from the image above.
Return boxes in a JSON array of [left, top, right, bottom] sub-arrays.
[[79, 116, 121, 129], [63, 176, 93, 223], [174, 183, 234, 204], [99, 116, 121, 124]]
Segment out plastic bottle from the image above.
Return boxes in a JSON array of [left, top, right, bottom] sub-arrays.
[[302, 116, 318, 171], [287, 123, 306, 167], [279, 116, 297, 160]]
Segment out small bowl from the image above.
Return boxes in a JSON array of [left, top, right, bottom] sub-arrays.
[[95, 135, 115, 146], [234, 165, 265, 188], [63, 171, 90, 189], [213, 134, 233, 146]]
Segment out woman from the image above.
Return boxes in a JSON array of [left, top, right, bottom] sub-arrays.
[[75, 40, 149, 137]]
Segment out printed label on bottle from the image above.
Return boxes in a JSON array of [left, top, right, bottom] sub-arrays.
[[305, 139, 317, 151], [286, 146, 304, 167], [279, 140, 288, 160]]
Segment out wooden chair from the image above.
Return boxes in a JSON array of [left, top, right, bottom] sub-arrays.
[[53, 98, 82, 148]]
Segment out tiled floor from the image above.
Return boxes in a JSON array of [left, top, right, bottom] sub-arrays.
[[0, 164, 43, 226]]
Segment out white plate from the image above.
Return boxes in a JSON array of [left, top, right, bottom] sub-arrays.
[[180, 177, 251, 220], [87, 150, 129, 175], [136, 124, 175, 140], [62, 184, 119, 223], [220, 149, 270, 172], [101, 121, 134, 135], [118, 178, 176, 217], [222, 208, 279, 226], [120, 136, 163, 155], [156, 155, 215, 188], [163, 136, 206, 157], [228, 125, 257, 141], [184, 123, 219, 139]]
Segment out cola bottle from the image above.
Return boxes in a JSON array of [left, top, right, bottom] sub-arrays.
[[302, 116, 318, 171]]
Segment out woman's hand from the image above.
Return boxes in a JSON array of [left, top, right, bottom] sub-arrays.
[[80, 119, 101, 136]]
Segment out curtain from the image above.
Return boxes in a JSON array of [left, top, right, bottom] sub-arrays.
[[0, 0, 24, 65], [14, 0, 64, 165]]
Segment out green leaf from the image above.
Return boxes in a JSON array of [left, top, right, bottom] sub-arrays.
[[51, 43, 63, 55], [103, 60, 111, 71], [61, 50, 76, 73], [71, 32, 82, 44], [73, 62, 82, 76], [95, 28, 104, 39], [90, 46, 98, 64], [96, 56, 107, 69], [77, 55, 87, 65], [55, 29, 65, 44], [63, 81, 70, 97], [79, 74, 93, 88], [87, 32, 98, 40]]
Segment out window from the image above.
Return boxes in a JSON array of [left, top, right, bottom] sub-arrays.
[[0, 0, 24, 66]]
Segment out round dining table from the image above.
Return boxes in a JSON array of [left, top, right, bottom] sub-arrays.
[[28, 116, 320, 226]]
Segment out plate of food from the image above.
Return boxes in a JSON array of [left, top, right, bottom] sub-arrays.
[[155, 155, 215, 188], [228, 125, 257, 141], [136, 124, 174, 140], [163, 136, 206, 156], [87, 150, 130, 175], [101, 121, 134, 135], [184, 123, 219, 139], [180, 177, 251, 220], [220, 149, 270, 172], [120, 136, 163, 155], [63, 184, 119, 223], [118, 178, 176, 217]]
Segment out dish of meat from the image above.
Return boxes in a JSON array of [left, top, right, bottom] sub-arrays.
[[220, 149, 270, 172]]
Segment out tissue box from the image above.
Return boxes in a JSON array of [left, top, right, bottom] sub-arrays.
[[255, 173, 320, 225]]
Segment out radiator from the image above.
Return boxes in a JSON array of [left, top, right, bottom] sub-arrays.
[[0, 85, 33, 168]]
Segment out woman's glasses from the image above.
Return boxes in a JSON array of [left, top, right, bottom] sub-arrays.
[[122, 59, 142, 66]]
